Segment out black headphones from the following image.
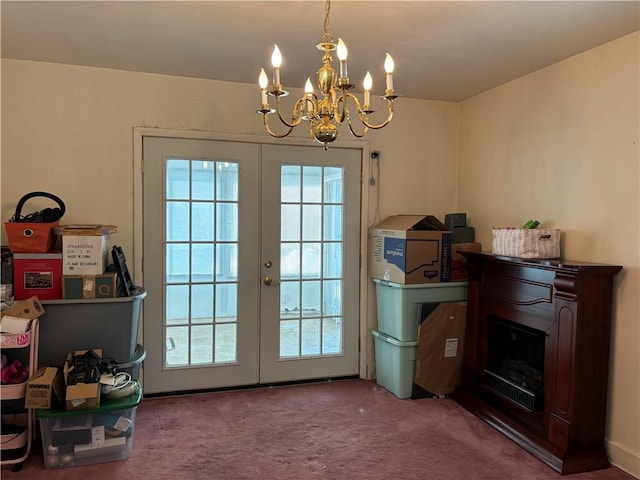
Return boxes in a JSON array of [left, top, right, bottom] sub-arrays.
[[9, 191, 66, 223]]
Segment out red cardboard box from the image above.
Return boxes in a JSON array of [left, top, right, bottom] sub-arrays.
[[13, 253, 63, 300]]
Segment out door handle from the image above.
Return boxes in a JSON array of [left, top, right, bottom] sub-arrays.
[[264, 276, 273, 286]]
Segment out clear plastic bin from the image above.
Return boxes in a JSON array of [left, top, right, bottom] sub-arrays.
[[37, 387, 141, 469]]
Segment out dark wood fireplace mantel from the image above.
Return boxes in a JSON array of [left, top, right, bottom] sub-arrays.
[[451, 252, 622, 475]]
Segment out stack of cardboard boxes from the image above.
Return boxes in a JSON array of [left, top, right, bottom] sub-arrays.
[[12, 225, 118, 300], [58, 225, 118, 299]]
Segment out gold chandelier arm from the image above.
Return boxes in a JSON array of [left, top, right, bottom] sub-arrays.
[[347, 118, 368, 138], [332, 93, 365, 138], [337, 92, 367, 137], [335, 91, 354, 125], [262, 113, 295, 138], [357, 98, 395, 130], [273, 95, 307, 129], [263, 94, 320, 138], [308, 121, 318, 141]]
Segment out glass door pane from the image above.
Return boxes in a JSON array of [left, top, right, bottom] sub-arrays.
[[164, 159, 239, 368], [279, 166, 344, 358]]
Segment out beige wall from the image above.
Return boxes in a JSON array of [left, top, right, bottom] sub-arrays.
[[458, 32, 639, 476], [0, 59, 459, 254]]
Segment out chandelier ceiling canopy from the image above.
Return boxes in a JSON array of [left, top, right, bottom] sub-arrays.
[[258, 0, 397, 149]]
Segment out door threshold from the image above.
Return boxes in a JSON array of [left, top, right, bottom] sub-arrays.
[[144, 375, 360, 399]]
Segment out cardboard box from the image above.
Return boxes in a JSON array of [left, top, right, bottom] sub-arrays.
[[370, 215, 451, 284], [12, 253, 62, 300], [25, 366, 65, 409], [65, 382, 100, 411], [59, 225, 117, 275], [64, 349, 103, 411], [414, 302, 467, 396], [62, 272, 118, 299], [2, 296, 44, 320], [450, 242, 482, 281], [0, 296, 45, 320]]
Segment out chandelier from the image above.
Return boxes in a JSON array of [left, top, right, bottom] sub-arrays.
[[257, 0, 397, 149]]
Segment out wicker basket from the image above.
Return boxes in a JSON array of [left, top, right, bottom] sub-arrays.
[[492, 228, 561, 259]]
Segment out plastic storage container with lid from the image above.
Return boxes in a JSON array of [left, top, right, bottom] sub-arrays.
[[37, 386, 142, 469]]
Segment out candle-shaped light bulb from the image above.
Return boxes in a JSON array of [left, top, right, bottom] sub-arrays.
[[259, 68, 269, 89], [384, 53, 394, 91], [305, 77, 314, 94], [363, 71, 372, 107], [271, 45, 282, 85], [259, 68, 268, 105], [337, 38, 348, 79]]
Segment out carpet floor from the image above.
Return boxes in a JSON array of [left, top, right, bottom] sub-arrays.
[[4, 379, 636, 480]]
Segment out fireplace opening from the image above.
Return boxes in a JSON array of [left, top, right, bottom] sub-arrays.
[[484, 316, 545, 411]]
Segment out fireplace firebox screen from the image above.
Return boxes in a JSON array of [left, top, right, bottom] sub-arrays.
[[484, 317, 545, 411]]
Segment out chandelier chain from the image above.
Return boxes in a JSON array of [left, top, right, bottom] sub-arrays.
[[324, 0, 330, 35], [323, 0, 332, 44]]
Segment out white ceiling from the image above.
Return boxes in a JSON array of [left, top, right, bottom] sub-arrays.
[[1, 1, 638, 102]]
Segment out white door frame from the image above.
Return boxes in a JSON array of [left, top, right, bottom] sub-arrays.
[[132, 127, 372, 380]]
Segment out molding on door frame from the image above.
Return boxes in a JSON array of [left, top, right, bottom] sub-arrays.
[[132, 127, 373, 380]]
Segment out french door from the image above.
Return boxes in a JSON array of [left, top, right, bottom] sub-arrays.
[[142, 137, 361, 394]]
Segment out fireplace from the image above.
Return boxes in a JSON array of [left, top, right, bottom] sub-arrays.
[[451, 252, 621, 475]]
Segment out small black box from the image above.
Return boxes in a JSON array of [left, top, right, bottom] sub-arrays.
[[51, 415, 92, 446], [452, 226, 475, 243], [445, 213, 467, 229]]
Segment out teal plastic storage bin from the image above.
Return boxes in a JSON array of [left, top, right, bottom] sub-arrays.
[[372, 330, 418, 399], [373, 278, 467, 341]]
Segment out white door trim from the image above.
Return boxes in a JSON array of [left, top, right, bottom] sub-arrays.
[[132, 127, 372, 380]]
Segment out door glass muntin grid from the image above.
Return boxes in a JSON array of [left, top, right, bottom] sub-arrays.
[[164, 158, 239, 368], [279, 165, 344, 358]]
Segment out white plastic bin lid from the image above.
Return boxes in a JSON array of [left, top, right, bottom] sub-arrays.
[[372, 329, 418, 347], [372, 278, 467, 289]]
